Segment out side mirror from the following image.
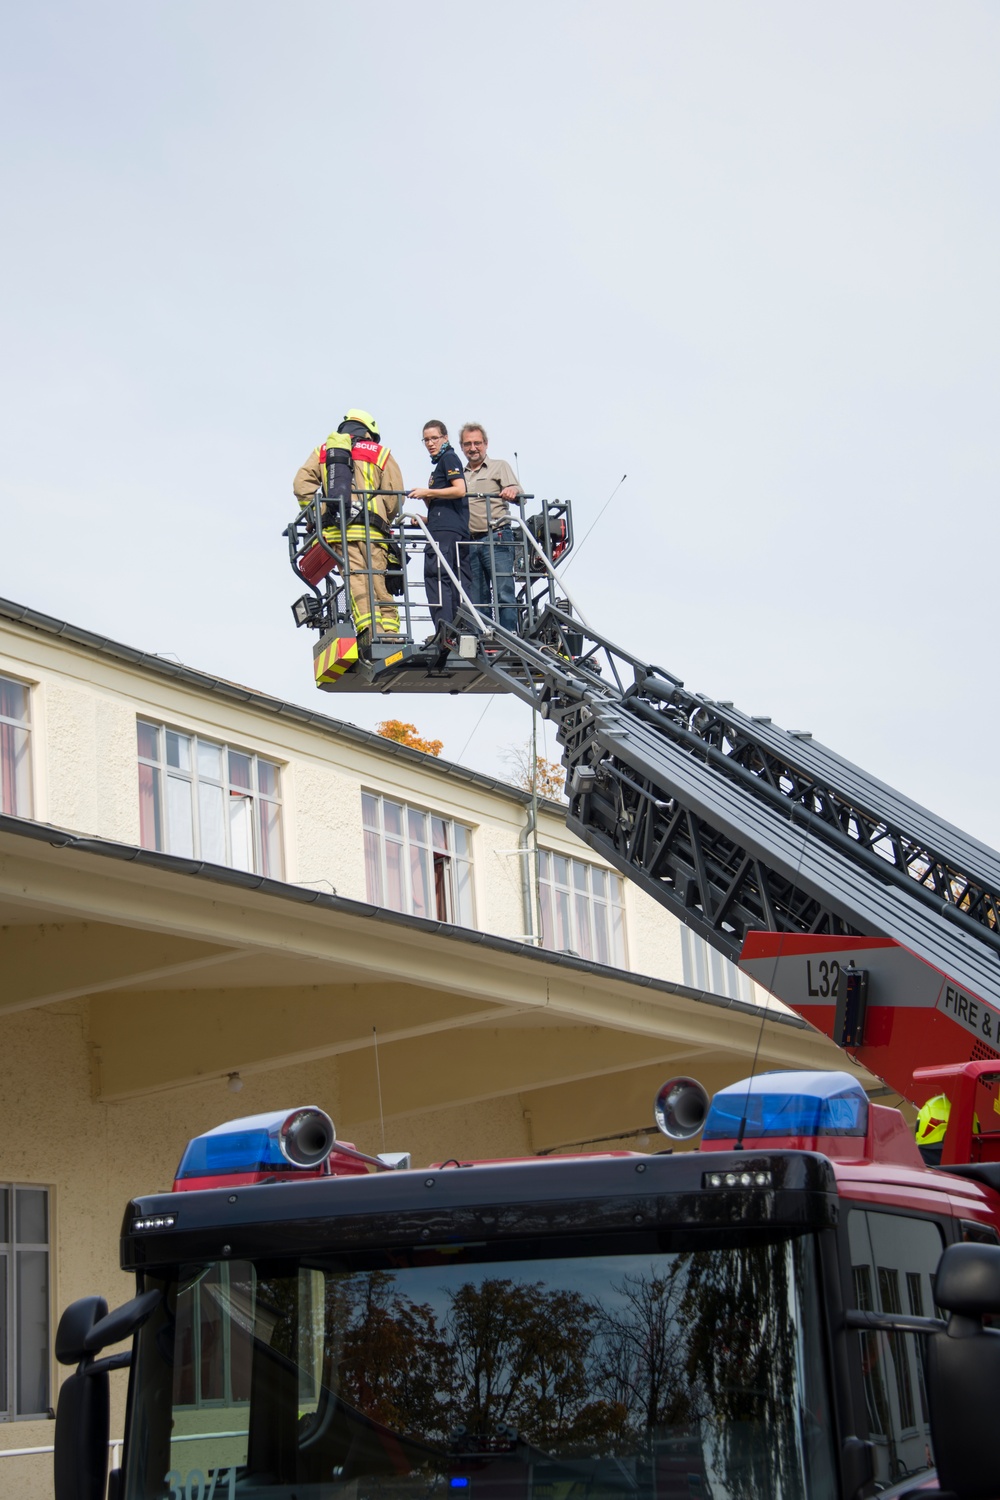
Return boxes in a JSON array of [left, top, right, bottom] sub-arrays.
[[53, 1289, 162, 1500], [927, 1243, 1000, 1497], [53, 1297, 110, 1500]]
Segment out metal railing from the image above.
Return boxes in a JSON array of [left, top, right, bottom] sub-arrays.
[[285, 488, 574, 649], [0, 1435, 122, 1463], [0, 1426, 243, 1470]]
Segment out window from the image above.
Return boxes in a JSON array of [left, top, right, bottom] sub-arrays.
[[848, 1209, 945, 1488], [680, 926, 756, 1003], [137, 722, 283, 877], [362, 793, 474, 924], [537, 850, 626, 965], [173, 1261, 254, 1412], [0, 676, 32, 818], [0, 1186, 50, 1420]]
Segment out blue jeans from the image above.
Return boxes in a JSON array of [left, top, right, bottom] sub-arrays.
[[469, 526, 518, 632]]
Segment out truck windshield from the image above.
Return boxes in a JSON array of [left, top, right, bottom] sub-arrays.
[[124, 1233, 836, 1500]]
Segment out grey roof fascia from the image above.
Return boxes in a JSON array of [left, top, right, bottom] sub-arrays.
[[0, 596, 562, 813], [0, 811, 807, 1031]]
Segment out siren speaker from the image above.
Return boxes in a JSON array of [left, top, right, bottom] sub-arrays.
[[654, 1077, 710, 1141], [279, 1107, 336, 1168]]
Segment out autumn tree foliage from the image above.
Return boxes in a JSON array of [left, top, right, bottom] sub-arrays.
[[333, 1270, 453, 1438], [503, 740, 566, 800], [448, 1277, 610, 1446], [258, 1246, 809, 1487], [376, 719, 443, 757]]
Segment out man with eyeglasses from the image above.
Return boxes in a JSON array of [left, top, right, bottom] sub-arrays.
[[408, 420, 470, 643], [460, 423, 521, 634]]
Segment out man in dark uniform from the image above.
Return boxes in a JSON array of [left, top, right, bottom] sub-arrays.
[[408, 419, 471, 641]]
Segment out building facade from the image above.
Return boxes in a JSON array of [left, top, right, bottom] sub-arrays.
[[0, 597, 861, 1494]]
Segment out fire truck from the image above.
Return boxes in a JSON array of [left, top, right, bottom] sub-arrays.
[[51, 491, 1000, 1500]]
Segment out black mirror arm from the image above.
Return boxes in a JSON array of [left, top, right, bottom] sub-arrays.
[[80, 1352, 131, 1378], [84, 1289, 161, 1354]]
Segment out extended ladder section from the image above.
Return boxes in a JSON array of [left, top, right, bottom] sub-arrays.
[[286, 492, 1000, 1075], [450, 586, 1000, 1037]]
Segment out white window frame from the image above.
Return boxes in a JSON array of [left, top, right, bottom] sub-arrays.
[[0, 1185, 51, 1422], [362, 791, 475, 926], [173, 1261, 251, 1411], [537, 849, 627, 966], [136, 720, 283, 878], [0, 674, 33, 820], [680, 927, 756, 1004]]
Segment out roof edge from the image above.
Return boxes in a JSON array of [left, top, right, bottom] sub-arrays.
[[0, 811, 806, 1031], [0, 596, 563, 811]]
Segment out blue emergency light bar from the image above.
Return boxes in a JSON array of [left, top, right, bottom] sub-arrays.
[[702, 1071, 869, 1140], [175, 1107, 335, 1181]]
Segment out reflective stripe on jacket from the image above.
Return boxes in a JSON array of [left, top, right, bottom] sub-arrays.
[[293, 436, 403, 544], [318, 439, 392, 541]]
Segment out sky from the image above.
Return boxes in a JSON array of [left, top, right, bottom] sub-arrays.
[[2, 2, 999, 846]]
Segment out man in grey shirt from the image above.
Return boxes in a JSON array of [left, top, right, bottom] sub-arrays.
[[459, 422, 521, 633]]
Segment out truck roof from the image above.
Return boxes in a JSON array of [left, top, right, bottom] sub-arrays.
[[832, 1155, 1000, 1234], [122, 1148, 844, 1271], [119, 1146, 997, 1273]]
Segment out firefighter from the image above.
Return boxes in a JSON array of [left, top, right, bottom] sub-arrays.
[[293, 410, 404, 649], [915, 1094, 950, 1165], [914, 1093, 980, 1165]]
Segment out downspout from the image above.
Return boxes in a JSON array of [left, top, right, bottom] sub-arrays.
[[519, 711, 544, 944], [519, 802, 537, 943]]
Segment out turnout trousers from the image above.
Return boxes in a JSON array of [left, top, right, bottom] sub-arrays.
[[346, 541, 399, 636]]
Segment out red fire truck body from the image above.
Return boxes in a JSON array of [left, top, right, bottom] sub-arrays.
[[52, 1076, 1000, 1500]]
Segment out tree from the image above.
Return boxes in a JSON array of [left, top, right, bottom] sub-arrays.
[[593, 1264, 700, 1441], [678, 1241, 804, 1500], [446, 1277, 606, 1450], [328, 1270, 455, 1441], [376, 720, 444, 757], [502, 741, 566, 800]]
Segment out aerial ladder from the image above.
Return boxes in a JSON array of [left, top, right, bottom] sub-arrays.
[[287, 487, 1000, 1132]]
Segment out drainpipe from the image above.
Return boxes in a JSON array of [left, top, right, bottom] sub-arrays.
[[519, 804, 537, 943], [519, 711, 544, 944]]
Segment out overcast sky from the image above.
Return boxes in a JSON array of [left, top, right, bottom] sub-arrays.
[[2, 2, 998, 847]]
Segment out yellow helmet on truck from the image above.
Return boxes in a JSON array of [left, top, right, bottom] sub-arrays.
[[916, 1094, 951, 1147], [915, 1093, 980, 1147]]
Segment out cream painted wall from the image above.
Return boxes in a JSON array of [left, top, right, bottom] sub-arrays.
[[348, 1094, 531, 1167], [42, 681, 139, 844], [0, 995, 533, 1495], [287, 759, 366, 897], [0, 616, 702, 989], [622, 882, 683, 983]]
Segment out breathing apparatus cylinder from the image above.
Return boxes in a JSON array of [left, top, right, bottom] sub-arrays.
[[323, 432, 355, 526]]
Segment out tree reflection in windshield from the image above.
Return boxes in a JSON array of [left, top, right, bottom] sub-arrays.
[[315, 1249, 829, 1494], [128, 1239, 836, 1500]]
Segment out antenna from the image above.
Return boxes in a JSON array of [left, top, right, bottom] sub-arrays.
[[372, 1026, 386, 1153], [734, 816, 813, 1150], [562, 475, 627, 573]]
